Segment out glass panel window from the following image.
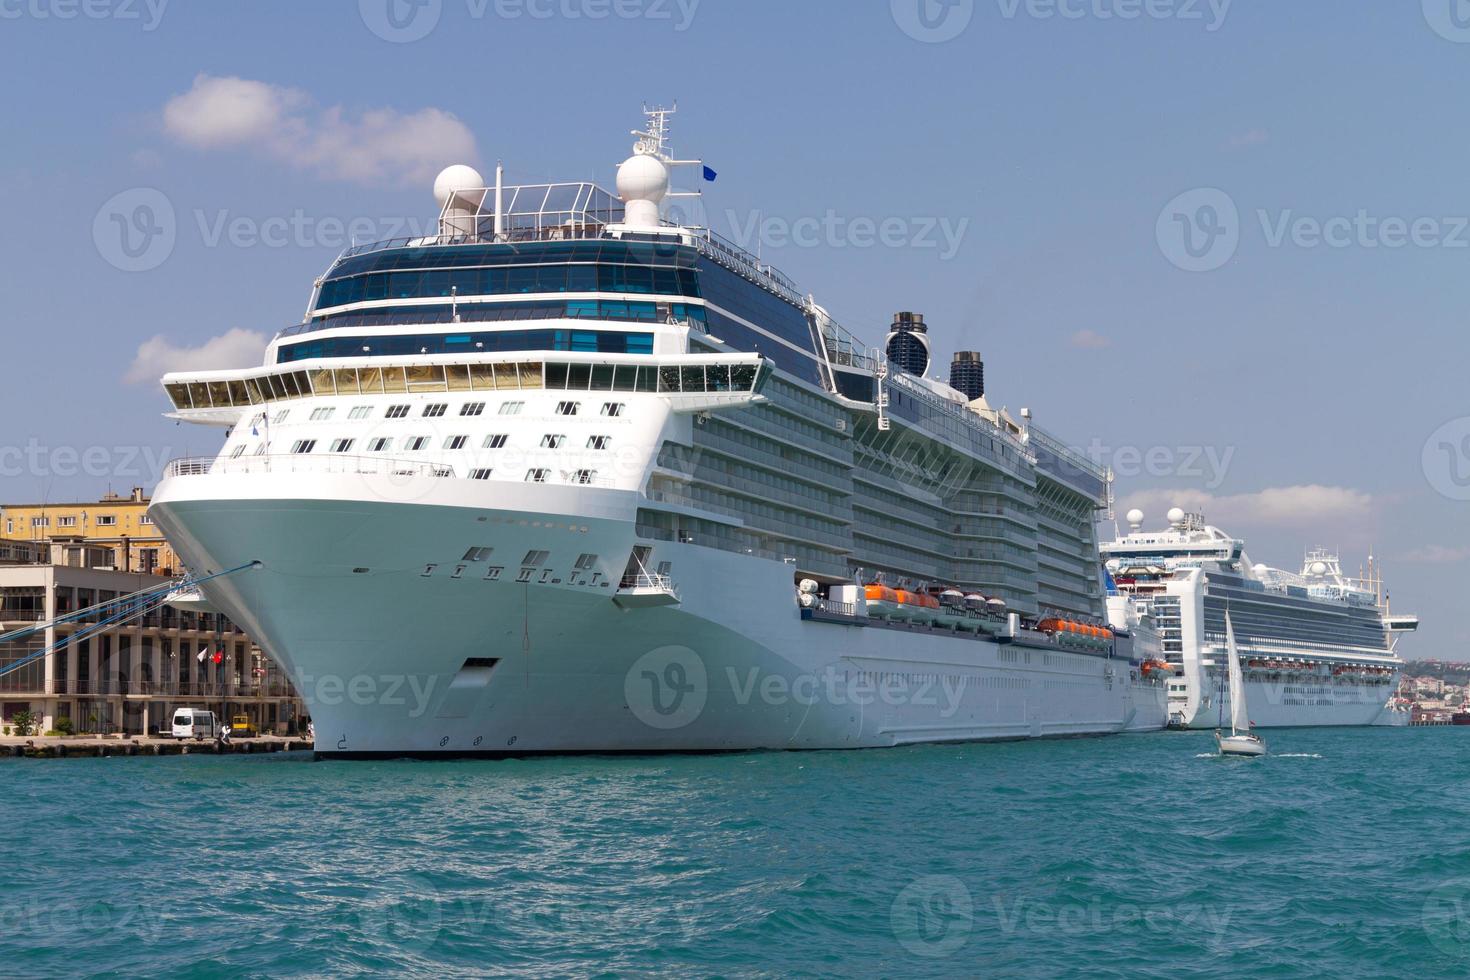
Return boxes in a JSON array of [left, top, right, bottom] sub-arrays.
[[310, 407, 335, 421], [460, 402, 486, 416], [368, 438, 393, 452], [483, 434, 508, 449], [469, 468, 493, 481], [587, 435, 611, 450], [330, 439, 355, 453], [555, 401, 579, 416], [385, 404, 410, 418], [423, 403, 448, 418], [541, 434, 565, 449], [406, 436, 430, 451], [445, 435, 469, 450], [525, 469, 548, 483], [291, 440, 316, 454], [499, 401, 524, 415], [572, 469, 596, 485], [601, 402, 625, 418], [348, 406, 373, 420]]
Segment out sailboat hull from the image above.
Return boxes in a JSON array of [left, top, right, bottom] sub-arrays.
[[1216, 732, 1266, 757]]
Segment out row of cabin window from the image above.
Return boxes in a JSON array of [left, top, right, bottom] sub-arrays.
[[268, 444, 598, 485], [235, 433, 613, 458], [287, 400, 626, 424]]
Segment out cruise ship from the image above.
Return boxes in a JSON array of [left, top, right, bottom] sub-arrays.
[[149, 108, 1168, 757], [1101, 508, 1418, 729]]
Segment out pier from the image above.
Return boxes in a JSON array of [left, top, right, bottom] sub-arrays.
[[1, 735, 313, 758]]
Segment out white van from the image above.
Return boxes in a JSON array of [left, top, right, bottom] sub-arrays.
[[171, 708, 219, 740]]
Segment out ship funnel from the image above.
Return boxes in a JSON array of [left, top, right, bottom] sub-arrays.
[[885, 312, 931, 377], [949, 350, 985, 400]]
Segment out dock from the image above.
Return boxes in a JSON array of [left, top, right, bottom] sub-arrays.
[[0, 735, 314, 758]]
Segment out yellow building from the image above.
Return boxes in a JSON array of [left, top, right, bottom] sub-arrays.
[[0, 488, 181, 576]]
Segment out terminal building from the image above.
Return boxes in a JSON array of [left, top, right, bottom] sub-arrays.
[[0, 531, 303, 737]]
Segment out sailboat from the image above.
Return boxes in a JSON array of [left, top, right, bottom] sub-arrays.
[[1216, 611, 1266, 757]]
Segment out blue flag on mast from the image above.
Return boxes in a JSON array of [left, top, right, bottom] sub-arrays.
[[702, 165, 717, 182]]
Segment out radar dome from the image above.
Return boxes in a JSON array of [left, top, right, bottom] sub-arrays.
[[616, 153, 669, 204], [1166, 507, 1186, 525], [433, 164, 485, 207], [1309, 561, 1328, 575], [1125, 508, 1144, 526], [1253, 563, 1269, 575]]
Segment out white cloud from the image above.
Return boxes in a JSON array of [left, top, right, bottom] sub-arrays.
[[161, 74, 478, 186], [1397, 545, 1470, 564], [1119, 485, 1374, 531], [126, 329, 269, 384], [1069, 329, 1110, 349]]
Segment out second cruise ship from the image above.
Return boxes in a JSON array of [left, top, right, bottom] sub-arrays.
[[148, 108, 1168, 756], [1101, 508, 1418, 729]]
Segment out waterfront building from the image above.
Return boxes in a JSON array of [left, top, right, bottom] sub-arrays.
[[0, 488, 182, 576], [0, 541, 302, 736]]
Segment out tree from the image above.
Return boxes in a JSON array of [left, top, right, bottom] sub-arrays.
[[11, 711, 36, 737]]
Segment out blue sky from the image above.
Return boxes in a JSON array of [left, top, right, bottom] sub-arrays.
[[1, 0, 1466, 654]]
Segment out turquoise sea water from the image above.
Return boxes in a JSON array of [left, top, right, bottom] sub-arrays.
[[3, 727, 1468, 978]]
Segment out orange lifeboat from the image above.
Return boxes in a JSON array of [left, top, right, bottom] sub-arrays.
[[863, 585, 905, 620]]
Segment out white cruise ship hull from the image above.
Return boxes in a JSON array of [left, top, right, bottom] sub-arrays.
[[152, 475, 1166, 757], [1176, 680, 1402, 730]]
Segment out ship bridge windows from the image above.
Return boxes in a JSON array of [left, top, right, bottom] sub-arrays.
[[166, 356, 766, 413]]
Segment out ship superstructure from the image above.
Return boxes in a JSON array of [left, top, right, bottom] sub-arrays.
[[1101, 507, 1417, 728], [149, 108, 1167, 756]]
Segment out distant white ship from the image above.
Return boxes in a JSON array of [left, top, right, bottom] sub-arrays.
[[1101, 508, 1418, 729], [149, 108, 1168, 757]]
